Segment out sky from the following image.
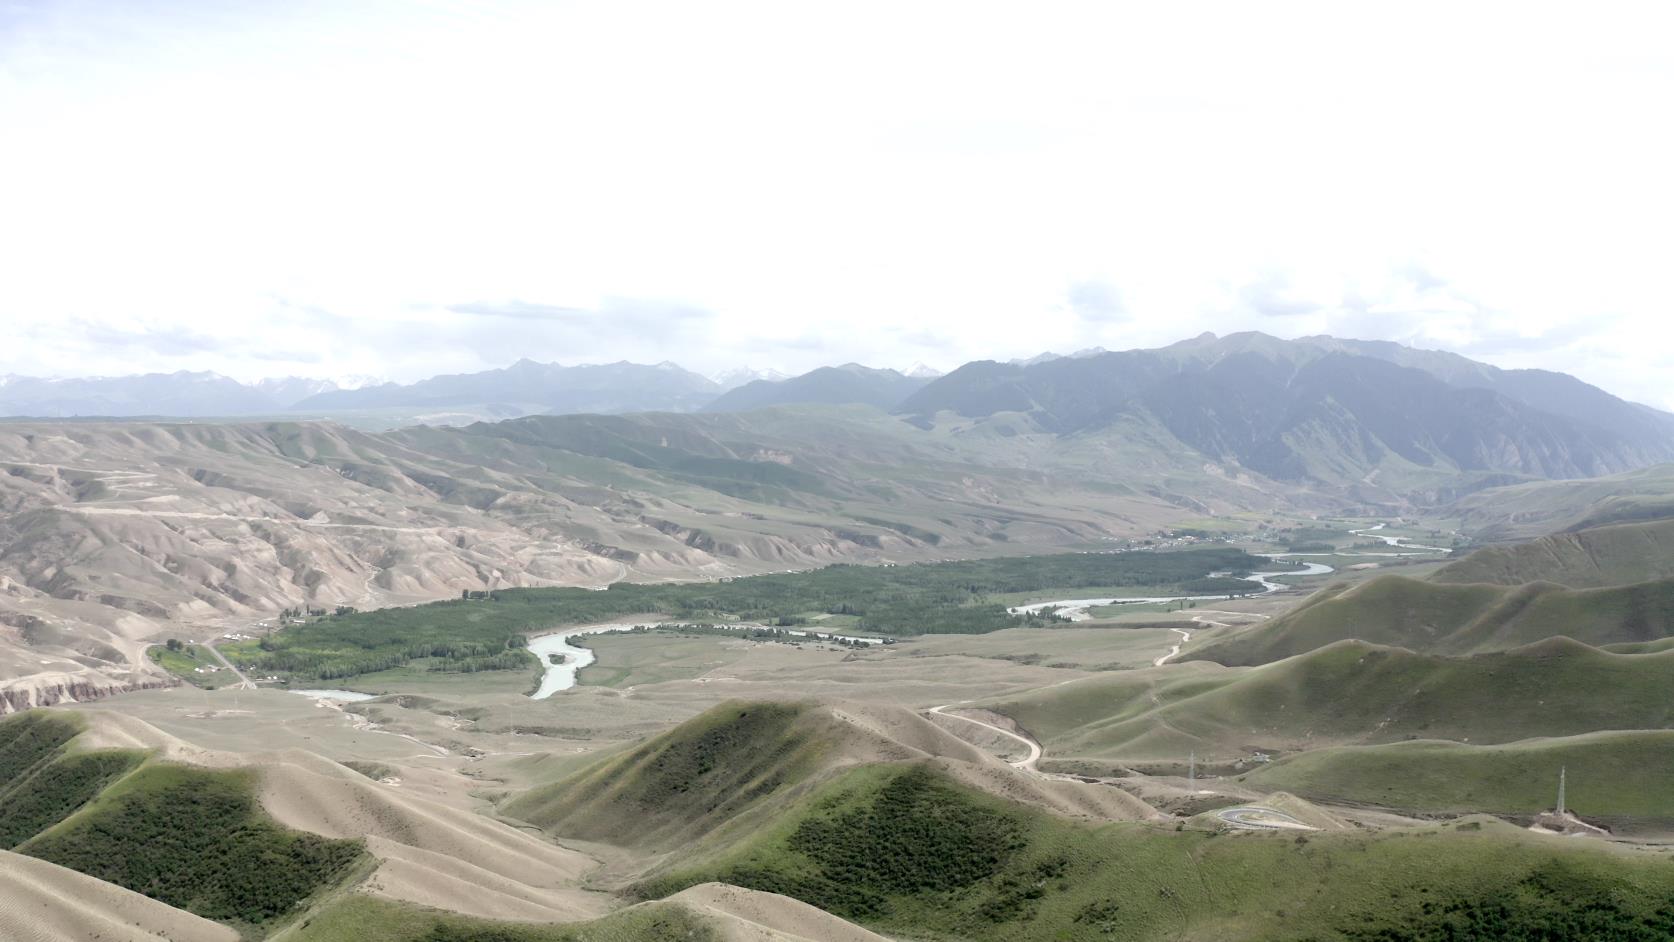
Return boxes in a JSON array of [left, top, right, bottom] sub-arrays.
[[2, 1, 1672, 404]]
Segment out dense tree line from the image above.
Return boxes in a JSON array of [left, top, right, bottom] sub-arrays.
[[232, 548, 1274, 682]]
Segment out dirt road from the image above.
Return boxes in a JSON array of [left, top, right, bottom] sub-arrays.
[[928, 703, 1043, 771]]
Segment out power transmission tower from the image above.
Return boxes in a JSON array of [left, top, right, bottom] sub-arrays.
[[1557, 766, 1567, 815]]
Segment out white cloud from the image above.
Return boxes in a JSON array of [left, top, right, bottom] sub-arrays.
[[0, 1, 1671, 404]]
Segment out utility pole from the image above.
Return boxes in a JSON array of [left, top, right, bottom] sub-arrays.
[[1189, 751, 1196, 789], [1557, 766, 1567, 815]]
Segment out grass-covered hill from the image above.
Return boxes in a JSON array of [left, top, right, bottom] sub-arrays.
[[0, 848, 239, 942], [1187, 572, 1674, 666], [1447, 463, 1674, 540], [504, 701, 851, 853], [504, 699, 1153, 860], [1435, 516, 1674, 588], [628, 759, 1674, 942], [277, 894, 723, 942], [0, 710, 365, 937], [1244, 730, 1674, 828], [981, 639, 1674, 767]]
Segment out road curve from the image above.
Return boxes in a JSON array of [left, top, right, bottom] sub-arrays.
[[1215, 806, 1317, 831], [1153, 627, 1191, 666], [928, 703, 1043, 771]]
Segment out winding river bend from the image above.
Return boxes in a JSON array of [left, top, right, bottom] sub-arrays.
[[526, 625, 626, 699], [526, 623, 885, 700], [1011, 523, 1449, 622], [1008, 559, 1334, 622]]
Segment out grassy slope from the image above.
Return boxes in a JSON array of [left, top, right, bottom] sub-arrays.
[[1435, 517, 1674, 588], [504, 701, 840, 853], [635, 762, 1674, 942], [0, 711, 365, 938], [1245, 730, 1674, 824], [1448, 464, 1674, 540], [279, 896, 717, 942], [1190, 573, 1674, 665], [985, 639, 1674, 764]]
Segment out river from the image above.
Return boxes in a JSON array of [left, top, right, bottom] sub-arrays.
[[1007, 559, 1335, 622], [525, 622, 885, 700], [1010, 522, 1449, 622], [526, 625, 628, 699]]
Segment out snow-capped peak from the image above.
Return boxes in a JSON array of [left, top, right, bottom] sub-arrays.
[[712, 366, 790, 390]]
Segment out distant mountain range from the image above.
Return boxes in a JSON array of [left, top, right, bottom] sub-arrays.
[[0, 359, 935, 422], [703, 364, 931, 413], [5, 334, 1673, 492], [897, 332, 1674, 488], [0, 371, 363, 417], [290, 359, 722, 416]]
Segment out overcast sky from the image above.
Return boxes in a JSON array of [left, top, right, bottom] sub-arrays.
[[3, 2, 1671, 403]]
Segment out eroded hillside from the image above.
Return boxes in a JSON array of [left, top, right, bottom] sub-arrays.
[[0, 412, 1249, 708]]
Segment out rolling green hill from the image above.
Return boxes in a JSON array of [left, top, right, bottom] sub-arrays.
[[1188, 573, 1674, 666], [1435, 517, 1674, 588], [0, 711, 365, 937], [984, 639, 1674, 765], [1448, 463, 1674, 540], [267, 895, 721, 942], [1245, 730, 1674, 826], [504, 701, 839, 852], [632, 760, 1674, 942]]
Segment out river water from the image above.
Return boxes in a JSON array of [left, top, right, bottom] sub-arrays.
[[1007, 559, 1335, 622], [526, 625, 628, 699], [1010, 523, 1448, 622], [525, 622, 885, 700]]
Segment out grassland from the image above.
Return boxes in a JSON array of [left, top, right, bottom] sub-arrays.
[[1435, 517, 1674, 588], [633, 762, 1674, 941], [1189, 572, 1674, 665], [983, 638, 1674, 766], [1245, 730, 1674, 826], [1448, 464, 1674, 540], [574, 632, 750, 688], [149, 642, 231, 688], [226, 548, 1268, 683]]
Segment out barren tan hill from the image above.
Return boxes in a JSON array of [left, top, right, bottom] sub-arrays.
[[0, 849, 239, 942], [662, 883, 892, 942], [0, 413, 1234, 707], [44, 709, 615, 925]]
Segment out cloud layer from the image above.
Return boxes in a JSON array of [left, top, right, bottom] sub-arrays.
[[1, 1, 1670, 405]]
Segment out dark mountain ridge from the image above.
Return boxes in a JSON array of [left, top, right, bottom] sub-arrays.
[[898, 332, 1674, 485], [702, 364, 930, 413]]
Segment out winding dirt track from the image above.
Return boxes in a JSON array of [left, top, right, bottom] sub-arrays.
[[1153, 627, 1191, 666], [927, 703, 1043, 771]]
